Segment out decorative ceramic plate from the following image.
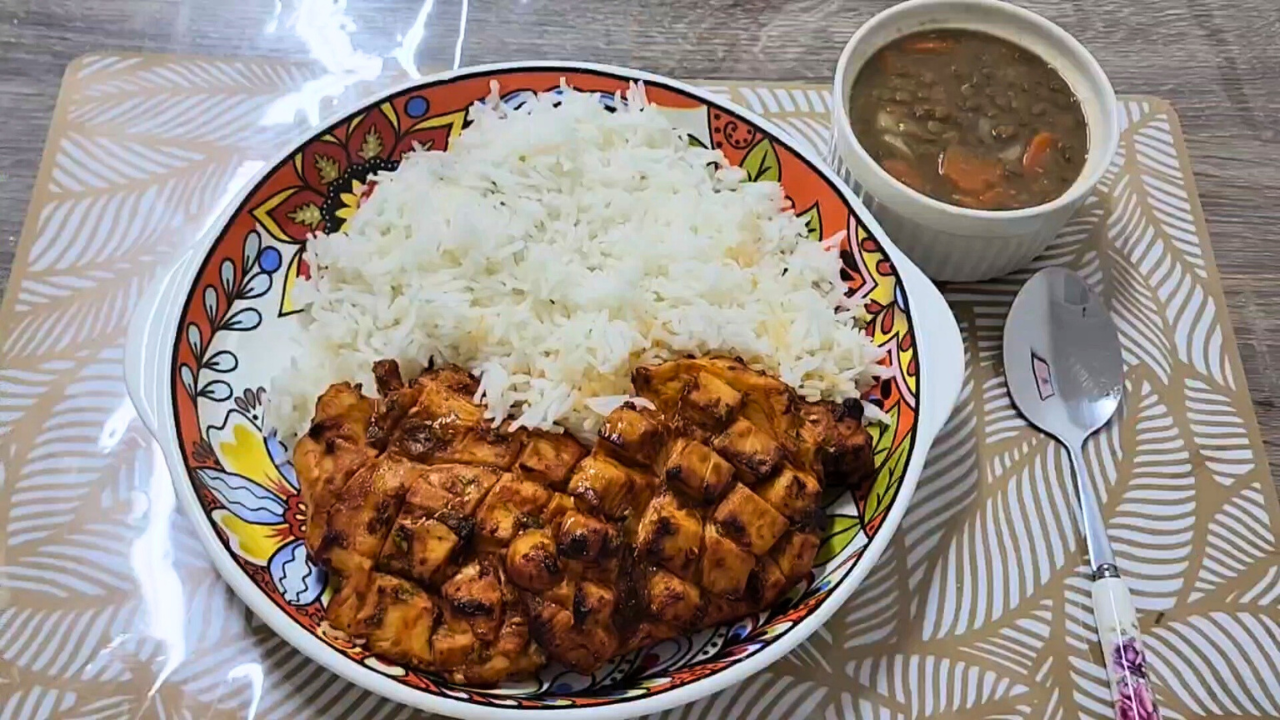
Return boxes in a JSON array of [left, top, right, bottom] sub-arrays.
[[125, 62, 963, 719]]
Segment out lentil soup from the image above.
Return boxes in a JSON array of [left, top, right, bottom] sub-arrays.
[[850, 29, 1088, 211]]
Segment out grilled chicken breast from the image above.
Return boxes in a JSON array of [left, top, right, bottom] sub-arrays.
[[296, 357, 872, 684]]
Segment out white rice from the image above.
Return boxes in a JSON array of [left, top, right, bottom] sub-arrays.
[[268, 83, 886, 442]]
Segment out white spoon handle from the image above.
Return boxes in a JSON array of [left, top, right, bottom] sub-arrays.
[[1092, 575, 1162, 720]]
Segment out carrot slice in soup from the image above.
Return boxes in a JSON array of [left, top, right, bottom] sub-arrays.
[[956, 187, 1014, 210], [881, 158, 924, 191], [1022, 132, 1058, 175], [940, 146, 1004, 194], [902, 37, 954, 53]]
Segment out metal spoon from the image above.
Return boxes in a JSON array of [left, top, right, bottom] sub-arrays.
[[1003, 267, 1162, 720]]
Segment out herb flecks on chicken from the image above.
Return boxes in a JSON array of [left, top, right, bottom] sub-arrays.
[[295, 357, 873, 685]]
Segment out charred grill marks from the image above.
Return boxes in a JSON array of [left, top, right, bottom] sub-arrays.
[[295, 356, 873, 684]]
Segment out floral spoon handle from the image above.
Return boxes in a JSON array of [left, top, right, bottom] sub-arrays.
[[1093, 572, 1161, 720]]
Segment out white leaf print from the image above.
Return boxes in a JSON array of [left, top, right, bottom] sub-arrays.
[[0, 349, 152, 547], [1114, 99, 1154, 134], [901, 337, 979, 581], [77, 57, 319, 96], [656, 672, 833, 720], [28, 157, 249, 272], [1182, 376, 1257, 487], [837, 538, 907, 651], [66, 59, 322, 149], [771, 116, 831, 157], [955, 598, 1053, 678], [1108, 148, 1231, 383], [2, 264, 155, 358], [1107, 241, 1175, 385], [1188, 483, 1278, 602], [844, 653, 1032, 718], [48, 134, 207, 193], [60, 694, 136, 720], [1041, 190, 1109, 283], [0, 604, 146, 679], [249, 655, 412, 720], [0, 523, 138, 598], [73, 54, 144, 79], [980, 372, 1030, 454], [1234, 565, 1280, 606], [1145, 612, 1280, 717], [3, 151, 253, 358], [0, 360, 69, 439], [1130, 114, 1206, 277], [919, 432, 1077, 640], [940, 288, 1015, 369], [1104, 376, 1196, 608], [69, 92, 308, 145], [0, 687, 80, 719]]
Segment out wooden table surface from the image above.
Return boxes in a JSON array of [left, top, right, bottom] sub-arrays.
[[1, 0, 1278, 478]]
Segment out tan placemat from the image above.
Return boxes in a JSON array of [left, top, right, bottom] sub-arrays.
[[1, 56, 1277, 719]]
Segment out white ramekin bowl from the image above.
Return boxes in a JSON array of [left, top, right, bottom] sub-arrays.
[[827, 0, 1118, 283]]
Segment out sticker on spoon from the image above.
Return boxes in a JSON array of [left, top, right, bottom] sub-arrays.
[[1031, 350, 1056, 400]]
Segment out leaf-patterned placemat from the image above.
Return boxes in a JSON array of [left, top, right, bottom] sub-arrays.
[[0, 57, 1277, 719]]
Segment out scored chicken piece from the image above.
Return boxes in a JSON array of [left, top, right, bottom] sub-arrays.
[[507, 529, 562, 592], [635, 492, 703, 578], [416, 464, 503, 518], [797, 399, 874, 488], [567, 453, 651, 521], [634, 356, 800, 447], [630, 353, 850, 473], [597, 404, 664, 466], [387, 363, 523, 468], [711, 483, 789, 556], [746, 557, 789, 607], [516, 432, 589, 489], [698, 521, 755, 597], [366, 360, 411, 449], [375, 463, 498, 586], [644, 568, 703, 627], [526, 578, 620, 674], [542, 492, 577, 531], [326, 554, 374, 635], [353, 573, 436, 668], [440, 425, 525, 468], [556, 510, 620, 563], [441, 558, 506, 642], [662, 438, 736, 504], [680, 371, 742, 432], [755, 465, 823, 522], [432, 604, 478, 671], [475, 475, 553, 550], [294, 382, 378, 555], [394, 416, 523, 468], [451, 607, 545, 685], [437, 559, 543, 686], [378, 516, 459, 588], [771, 529, 821, 581], [712, 417, 784, 479], [315, 455, 424, 577], [701, 592, 752, 627]]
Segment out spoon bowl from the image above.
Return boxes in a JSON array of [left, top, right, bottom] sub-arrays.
[[1003, 266, 1124, 447]]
